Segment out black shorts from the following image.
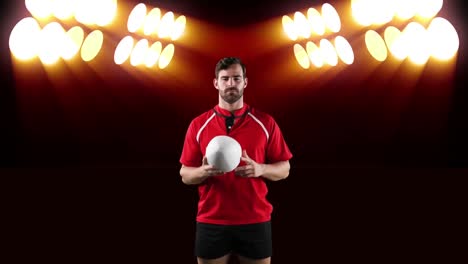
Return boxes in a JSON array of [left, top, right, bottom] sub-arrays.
[[195, 221, 272, 260]]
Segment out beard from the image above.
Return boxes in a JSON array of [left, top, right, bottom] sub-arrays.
[[220, 87, 243, 104]]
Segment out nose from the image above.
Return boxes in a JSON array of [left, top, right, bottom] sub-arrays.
[[227, 77, 234, 86]]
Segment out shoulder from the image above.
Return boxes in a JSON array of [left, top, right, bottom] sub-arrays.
[[248, 107, 276, 126], [189, 108, 216, 128]]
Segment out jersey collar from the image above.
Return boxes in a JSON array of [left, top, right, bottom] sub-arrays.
[[214, 103, 249, 118]]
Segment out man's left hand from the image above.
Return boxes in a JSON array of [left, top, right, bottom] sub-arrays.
[[234, 150, 264, 178]]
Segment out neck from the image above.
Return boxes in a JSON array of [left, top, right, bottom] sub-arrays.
[[218, 97, 244, 113]]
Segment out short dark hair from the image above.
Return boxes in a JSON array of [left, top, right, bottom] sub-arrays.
[[215, 57, 246, 79]]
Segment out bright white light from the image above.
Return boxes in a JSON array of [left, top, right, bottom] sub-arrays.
[[384, 26, 401, 53], [61, 26, 84, 60], [80, 30, 103, 62], [114, 35, 134, 65], [427, 17, 459, 60], [171, 15, 186, 41], [365, 30, 388, 62], [372, 0, 395, 25], [282, 15, 298, 41], [390, 23, 414, 60], [334, 36, 354, 65], [306, 41, 323, 68], [307, 8, 325, 36], [294, 11, 311, 39], [417, 0, 443, 18], [95, 0, 118, 26], [405, 22, 430, 65], [320, 39, 338, 66], [52, 0, 75, 20], [38, 22, 66, 65], [158, 12, 175, 38], [322, 3, 341, 33], [26, 0, 54, 19], [75, 0, 97, 25], [145, 41, 162, 68], [352, 0, 394, 26], [9, 17, 41, 60], [128, 3, 147, 33], [130, 39, 149, 66], [158, 44, 175, 69], [293, 44, 310, 69], [394, 0, 418, 20], [351, 0, 373, 26], [143, 8, 161, 36]]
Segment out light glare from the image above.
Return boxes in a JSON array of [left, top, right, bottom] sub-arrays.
[[334, 36, 354, 65], [306, 41, 323, 68], [38, 22, 66, 65], [128, 3, 147, 33], [294, 11, 311, 39], [307, 8, 326, 36], [145, 41, 162, 68], [171, 15, 186, 41], [365, 30, 388, 62], [322, 3, 341, 33], [61, 26, 84, 60], [405, 22, 430, 65], [158, 12, 175, 38], [130, 39, 149, 66], [81, 30, 104, 62], [114, 36, 135, 65], [26, 0, 54, 19], [294, 44, 310, 69], [158, 44, 175, 69], [320, 39, 338, 66], [9, 17, 41, 60], [282, 15, 298, 41], [143, 8, 161, 36], [427, 17, 459, 60]]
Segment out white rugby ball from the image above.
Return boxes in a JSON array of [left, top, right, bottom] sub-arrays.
[[205, 135, 242, 172]]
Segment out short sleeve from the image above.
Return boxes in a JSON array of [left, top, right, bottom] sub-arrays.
[[266, 119, 293, 163], [179, 120, 203, 167]]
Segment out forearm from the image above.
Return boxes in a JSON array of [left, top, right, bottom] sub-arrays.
[[180, 165, 208, 185], [260, 160, 290, 181]]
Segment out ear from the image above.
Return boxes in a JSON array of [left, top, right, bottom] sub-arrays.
[[244, 77, 248, 88], [213, 78, 219, 90]]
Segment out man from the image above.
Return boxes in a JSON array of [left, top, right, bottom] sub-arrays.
[[179, 57, 292, 264]]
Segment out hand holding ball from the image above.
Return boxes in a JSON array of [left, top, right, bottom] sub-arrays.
[[205, 136, 242, 172]]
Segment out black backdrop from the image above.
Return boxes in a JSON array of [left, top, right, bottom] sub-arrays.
[[1, 0, 467, 263]]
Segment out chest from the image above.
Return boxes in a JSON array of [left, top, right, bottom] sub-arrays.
[[199, 116, 268, 162]]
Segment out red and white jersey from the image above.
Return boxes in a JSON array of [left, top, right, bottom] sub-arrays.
[[180, 103, 293, 225]]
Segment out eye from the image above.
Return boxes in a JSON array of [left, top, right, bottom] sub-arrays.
[[234, 77, 241, 81]]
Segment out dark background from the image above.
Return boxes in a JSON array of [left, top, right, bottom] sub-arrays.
[[1, 0, 467, 263]]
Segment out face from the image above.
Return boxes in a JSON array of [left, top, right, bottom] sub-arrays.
[[214, 64, 248, 104]]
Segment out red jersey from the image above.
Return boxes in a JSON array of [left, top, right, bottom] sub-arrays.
[[180, 103, 293, 225]]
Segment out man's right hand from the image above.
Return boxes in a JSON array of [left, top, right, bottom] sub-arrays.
[[180, 157, 224, 185], [199, 156, 224, 177]]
